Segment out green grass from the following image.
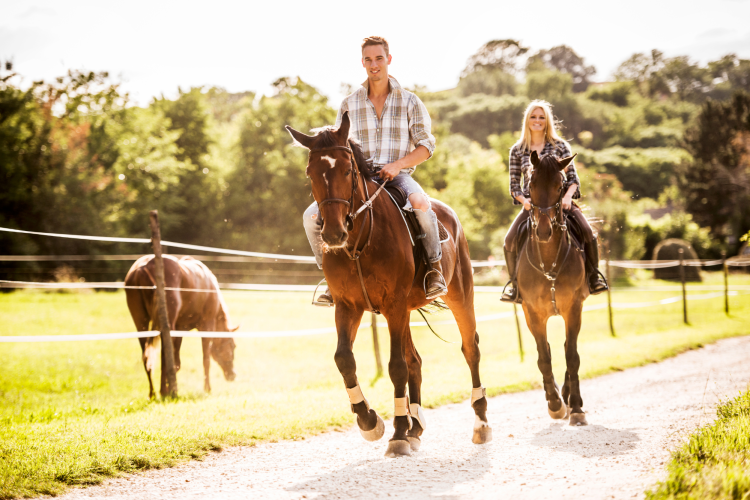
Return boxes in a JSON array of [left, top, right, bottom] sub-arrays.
[[1, 271, 750, 498], [646, 388, 750, 499]]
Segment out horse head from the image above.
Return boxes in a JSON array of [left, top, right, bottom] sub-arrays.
[[286, 111, 370, 249], [211, 337, 237, 381], [529, 150, 576, 243]]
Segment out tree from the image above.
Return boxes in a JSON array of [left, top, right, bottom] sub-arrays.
[[526, 45, 596, 92], [461, 39, 529, 77], [679, 91, 750, 247]]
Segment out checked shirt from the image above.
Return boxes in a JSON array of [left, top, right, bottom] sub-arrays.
[[508, 140, 581, 205], [335, 76, 435, 174]]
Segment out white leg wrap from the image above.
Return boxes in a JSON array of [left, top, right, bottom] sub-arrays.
[[346, 384, 370, 412], [394, 397, 413, 430], [410, 403, 427, 430], [470, 386, 486, 406]]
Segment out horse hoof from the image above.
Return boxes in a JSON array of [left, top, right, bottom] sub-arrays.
[[407, 436, 421, 452], [569, 412, 588, 426], [384, 439, 411, 458], [472, 425, 493, 444], [359, 413, 385, 442], [548, 401, 568, 420]]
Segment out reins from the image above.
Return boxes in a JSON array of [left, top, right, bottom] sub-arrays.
[[525, 173, 572, 316], [309, 143, 386, 314]]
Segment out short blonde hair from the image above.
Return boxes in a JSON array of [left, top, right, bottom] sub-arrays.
[[361, 36, 389, 57], [515, 100, 566, 152]]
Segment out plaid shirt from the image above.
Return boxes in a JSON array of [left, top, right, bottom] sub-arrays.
[[335, 76, 435, 174], [508, 140, 581, 205]]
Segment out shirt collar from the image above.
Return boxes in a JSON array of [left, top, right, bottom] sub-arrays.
[[360, 75, 402, 96]]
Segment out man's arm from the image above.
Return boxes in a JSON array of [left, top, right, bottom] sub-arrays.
[[378, 146, 430, 181]]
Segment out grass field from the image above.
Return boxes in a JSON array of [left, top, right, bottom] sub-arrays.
[[1, 271, 749, 498], [646, 388, 750, 499]]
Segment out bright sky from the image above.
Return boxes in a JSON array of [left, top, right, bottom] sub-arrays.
[[2, 0, 750, 105]]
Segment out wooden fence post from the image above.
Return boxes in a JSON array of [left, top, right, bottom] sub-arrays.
[[722, 251, 729, 316], [606, 243, 615, 337], [149, 210, 178, 398], [513, 303, 524, 362], [371, 312, 383, 379], [679, 248, 688, 325]]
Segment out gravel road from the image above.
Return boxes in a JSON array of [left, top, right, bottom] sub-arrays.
[[57, 336, 750, 500]]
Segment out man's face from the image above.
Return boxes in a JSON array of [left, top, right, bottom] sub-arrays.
[[362, 45, 391, 82]]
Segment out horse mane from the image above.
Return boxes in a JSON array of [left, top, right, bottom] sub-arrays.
[[311, 127, 375, 181]]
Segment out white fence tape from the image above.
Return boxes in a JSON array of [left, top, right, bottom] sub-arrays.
[[1, 291, 743, 343]]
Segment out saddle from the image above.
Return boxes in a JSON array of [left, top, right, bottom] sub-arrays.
[[383, 185, 450, 267]]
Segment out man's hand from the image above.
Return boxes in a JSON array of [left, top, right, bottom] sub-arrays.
[[378, 162, 402, 182]]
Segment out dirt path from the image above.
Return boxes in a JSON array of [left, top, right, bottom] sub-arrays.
[[58, 336, 750, 500]]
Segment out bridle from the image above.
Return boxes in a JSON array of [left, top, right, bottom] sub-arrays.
[[525, 171, 572, 315], [308, 143, 386, 313]]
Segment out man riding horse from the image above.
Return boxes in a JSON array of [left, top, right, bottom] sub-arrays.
[[303, 36, 446, 305]]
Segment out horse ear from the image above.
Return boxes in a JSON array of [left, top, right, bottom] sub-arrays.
[[558, 153, 578, 170], [530, 150, 540, 167], [285, 125, 315, 149], [335, 111, 351, 144]]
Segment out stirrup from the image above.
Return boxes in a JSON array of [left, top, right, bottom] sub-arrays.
[[588, 270, 609, 295], [424, 269, 447, 300], [311, 279, 334, 307], [500, 280, 522, 304]]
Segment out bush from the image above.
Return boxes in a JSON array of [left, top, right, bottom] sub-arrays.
[[652, 238, 702, 281]]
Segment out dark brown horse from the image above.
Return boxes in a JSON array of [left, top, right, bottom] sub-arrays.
[[124, 255, 238, 399], [286, 112, 492, 457], [517, 151, 589, 426]]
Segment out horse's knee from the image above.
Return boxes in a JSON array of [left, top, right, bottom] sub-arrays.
[[409, 193, 430, 212]]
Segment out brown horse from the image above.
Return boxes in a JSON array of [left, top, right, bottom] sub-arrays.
[[517, 151, 589, 426], [124, 255, 238, 399], [285, 112, 491, 458]]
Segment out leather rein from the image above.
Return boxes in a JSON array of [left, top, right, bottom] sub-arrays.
[[525, 174, 572, 315], [309, 143, 386, 313]]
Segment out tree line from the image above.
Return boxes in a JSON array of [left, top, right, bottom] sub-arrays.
[[0, 43, 749, 282]]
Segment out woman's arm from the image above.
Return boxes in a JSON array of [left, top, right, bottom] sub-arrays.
[[509, 146, 530, 209]]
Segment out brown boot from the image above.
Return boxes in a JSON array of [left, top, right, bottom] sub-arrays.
[[424, 261, 448, 300]]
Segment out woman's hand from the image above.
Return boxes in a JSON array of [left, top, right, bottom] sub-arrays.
[[518, 197, 531, 211], [561, 193, 573, 211]]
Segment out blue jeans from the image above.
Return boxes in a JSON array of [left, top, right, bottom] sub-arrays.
[[302, 172, 442, 268]]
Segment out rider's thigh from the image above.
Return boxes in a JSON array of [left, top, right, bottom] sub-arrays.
[[567, 206, 594, 242], [505, 209, 530, 251], [303, 202, 321, 230]]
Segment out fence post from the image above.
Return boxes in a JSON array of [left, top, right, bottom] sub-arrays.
[[679, 248, 688, 325], [722, 250, 729, 316], [513, 303, 524, 362], [149, 210, 178, 398], [371, 312, 383, 379], [606, 244, 615, 337]]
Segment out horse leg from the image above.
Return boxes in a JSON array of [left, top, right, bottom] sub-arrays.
[[383, 308, 413, 458], [201, 338, 212, 393], [404, 335, 426, 451], [333, 304, 384, 442], [443, 289, 492, 444], [524, 308, 567, 419], [127, 289, 156, 399], [563, 305, 587, 426]]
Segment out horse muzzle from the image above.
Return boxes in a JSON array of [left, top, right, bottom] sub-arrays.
[[322, 226, 348, 248]]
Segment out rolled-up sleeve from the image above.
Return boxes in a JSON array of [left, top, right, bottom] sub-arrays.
[[558, 142, 581, 199], [509, 145, 524, 205], [407, 95, 436, 159]]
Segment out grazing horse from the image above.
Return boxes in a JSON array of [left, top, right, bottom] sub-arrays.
[[517, 151, 589, 426], [124, 255, 238, 399], [285, 112, 492, 458]]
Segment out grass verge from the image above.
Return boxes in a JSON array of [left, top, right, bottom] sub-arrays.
[[1, 271, 749, 498], [646, 388, 750, 499]]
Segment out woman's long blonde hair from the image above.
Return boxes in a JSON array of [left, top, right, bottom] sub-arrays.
[[515, 100, 566, 152]]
